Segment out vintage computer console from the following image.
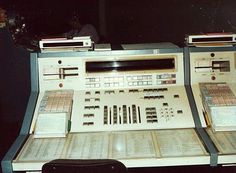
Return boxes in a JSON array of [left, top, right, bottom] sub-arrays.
[[3, 44, 236, 173], [188, 46, 236, 165]]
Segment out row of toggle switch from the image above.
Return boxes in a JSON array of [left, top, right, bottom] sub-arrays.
[[103, 105, 141, 125]]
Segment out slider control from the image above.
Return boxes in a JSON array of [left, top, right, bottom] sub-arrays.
[[59, 67, 79, 79], [43, 67, 78, 80]]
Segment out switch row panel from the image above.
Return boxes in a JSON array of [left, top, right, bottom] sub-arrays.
[[30, 86, 195, 133], [38, 53, 184, 91]]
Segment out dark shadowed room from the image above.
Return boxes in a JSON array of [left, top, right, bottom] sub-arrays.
[[1, 0, 236, 173]]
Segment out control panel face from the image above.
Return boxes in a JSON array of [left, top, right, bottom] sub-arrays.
[[38, 53, 184, 91], [68, 86, 194, 132], [30, 51, 197, 133], [190, 51, 236, 85]]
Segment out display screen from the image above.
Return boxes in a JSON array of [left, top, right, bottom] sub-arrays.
[[86, 58, 175, 72], [43, 42, 83, 47], [192, 37, 233, 43]]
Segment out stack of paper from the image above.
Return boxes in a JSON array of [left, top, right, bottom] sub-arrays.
[[34, 90, 73, 138], [199, 83, 236, 131]]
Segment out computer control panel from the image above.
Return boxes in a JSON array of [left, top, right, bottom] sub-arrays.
[[30, 51, 198, 134]]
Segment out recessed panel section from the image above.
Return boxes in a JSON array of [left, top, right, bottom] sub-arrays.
[[43, 42, 84, 47], [195, 60, 230, 73], [192, 37, 233, 43], [70, 86, 195, 132], [86, 57, 175, 73]]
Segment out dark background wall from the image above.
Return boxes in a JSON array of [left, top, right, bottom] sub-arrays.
[[1, 0, 236, 46], [1, 0, 236, 172], [0, 28, 30, 168], [106, 0, 236, 45]]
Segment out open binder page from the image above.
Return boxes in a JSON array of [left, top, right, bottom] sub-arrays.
[[14, 129, 207, 164], [64, 132, 109, 159], [110, 130, 159, 159], [154, 129, 208, 157], [14, 136, 66, 162], [207, 128, 236, 154]]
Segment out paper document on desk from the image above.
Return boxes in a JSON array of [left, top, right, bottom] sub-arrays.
[[154, 129, 207, 157], [14, 129, 207, 168], [34, 90, 74, 138], [207, 128, 236, 154], [65, 133, 109, 159], [16, 136, 66, 161], [110, 131, 158, 159]]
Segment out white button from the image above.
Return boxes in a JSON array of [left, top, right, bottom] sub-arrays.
[[143, 81, 148, 85], [138, 76, 142, 80], [142, 76, 148, 80], [138, 81, 143, 85], [95, 83, 100, 88], [90, 78, 95, 82], [128, 82, 133, 86]]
